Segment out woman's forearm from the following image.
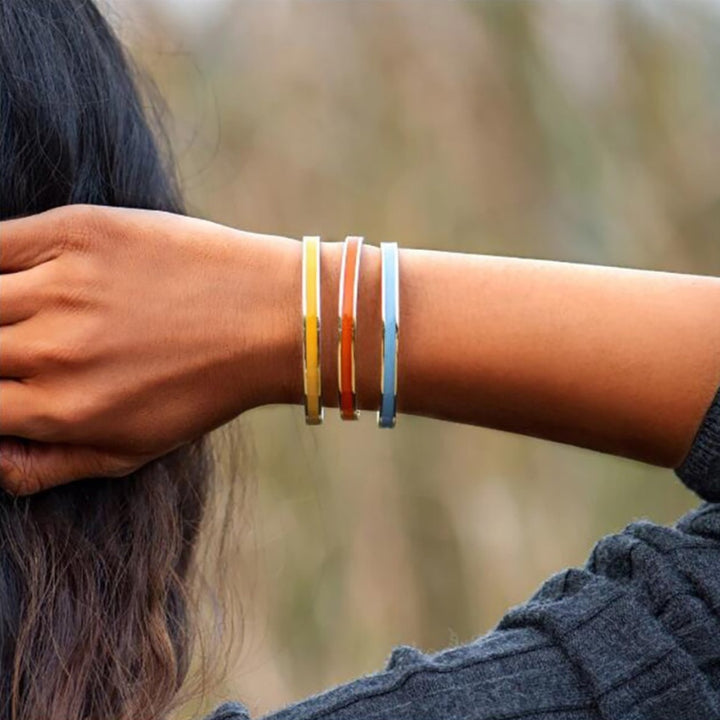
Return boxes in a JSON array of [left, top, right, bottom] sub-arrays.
[[272, 239, 720, 469]]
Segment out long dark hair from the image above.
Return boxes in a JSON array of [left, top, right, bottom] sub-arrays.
[[0, 1, 228, 717]]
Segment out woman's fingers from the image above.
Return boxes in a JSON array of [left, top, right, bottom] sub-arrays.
[[0, 265, 48, 325], [0, 207, 72, 273], [0, 324, 39, 378], [0, 438, 143, 496], [0, 380, 48, 439]]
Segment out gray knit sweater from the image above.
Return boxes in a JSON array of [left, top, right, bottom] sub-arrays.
[[206, 383, 720, 720]]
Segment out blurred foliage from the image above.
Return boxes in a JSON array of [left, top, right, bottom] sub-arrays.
[[115, 1, 720, 717]]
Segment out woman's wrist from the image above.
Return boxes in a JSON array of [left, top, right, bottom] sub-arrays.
[[218, 228, 303, 411]]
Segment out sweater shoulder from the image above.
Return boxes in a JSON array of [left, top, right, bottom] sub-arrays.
[[209, 503, 720, 720]]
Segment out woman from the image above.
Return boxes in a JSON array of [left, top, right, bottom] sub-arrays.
[[0, 2, 223, 719], [1, 1, 720, 719]]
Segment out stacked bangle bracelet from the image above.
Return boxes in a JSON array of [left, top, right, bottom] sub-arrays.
[[302, 236, 323, 424], [378, 242, 399, 428], [338, 236, 363, 420], [301, 235, 398, 427]]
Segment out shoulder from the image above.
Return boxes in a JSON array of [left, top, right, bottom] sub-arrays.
[[250, 503, 720, 720]]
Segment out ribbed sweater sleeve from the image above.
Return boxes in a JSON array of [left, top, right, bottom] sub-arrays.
[[674, 384, 720, 501]]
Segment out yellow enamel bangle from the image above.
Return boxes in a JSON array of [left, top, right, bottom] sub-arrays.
[[302, 236, 323, 424]]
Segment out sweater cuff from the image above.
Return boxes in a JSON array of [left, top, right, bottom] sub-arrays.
[[674, 383, 720, 501]]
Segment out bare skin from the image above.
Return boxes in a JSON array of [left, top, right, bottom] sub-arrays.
[[1, 204, 719, 495]]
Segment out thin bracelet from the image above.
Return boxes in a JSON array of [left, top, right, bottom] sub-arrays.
[[378, 242, 399, 428], [338, 236, 364, 420], [302, 236, 323, 424]]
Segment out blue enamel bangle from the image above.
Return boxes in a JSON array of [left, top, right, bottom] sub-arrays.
[[378, 242, 399, 428]]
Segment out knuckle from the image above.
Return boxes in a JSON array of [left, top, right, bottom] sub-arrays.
[[0, 473, 31, 498], [28, 336, 80, 369], [56, 204, 108, 253], [57, 394, 99, 427], [0, 458, 22, 496], [15, 390, 94, 439], [24, 400, 64, 440], [49, 259, 102, 311], [27, 320, 96, 370], [28, 337, 62, 368], [104, 454, 143, 478], [54, 341, 82, 367], [52, 285, 88, 312], [0, 443, 40, 496]]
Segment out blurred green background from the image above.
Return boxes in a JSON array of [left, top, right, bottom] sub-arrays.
[[114, 1, 720, 717]]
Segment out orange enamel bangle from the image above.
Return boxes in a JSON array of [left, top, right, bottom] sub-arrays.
[[337, 236, 363, 420]]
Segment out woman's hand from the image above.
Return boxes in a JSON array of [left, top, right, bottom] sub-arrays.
[[0, 205, 300, 495]]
